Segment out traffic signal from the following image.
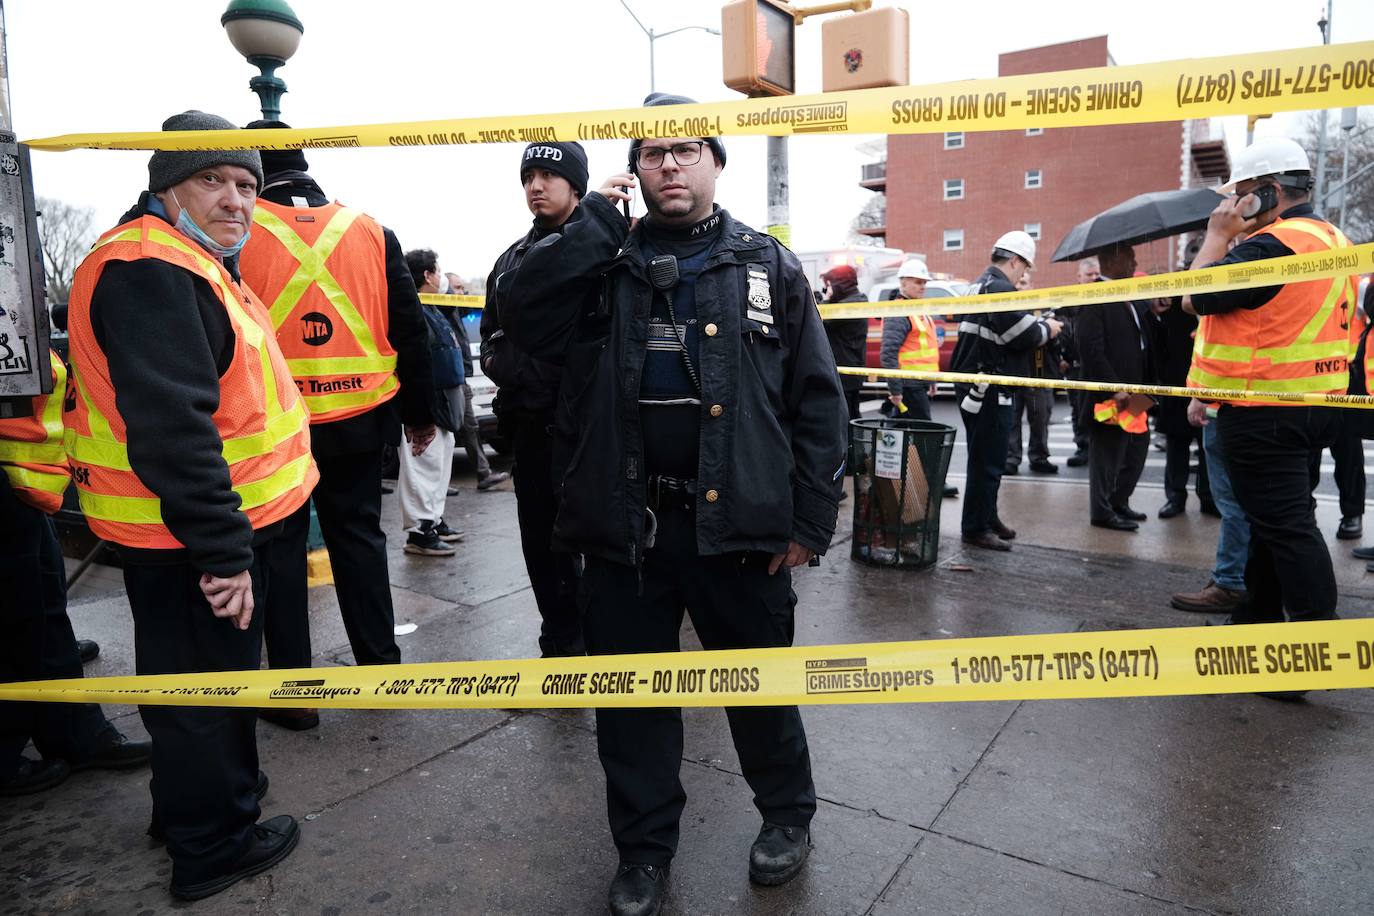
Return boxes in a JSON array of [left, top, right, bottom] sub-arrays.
[[821, 7, 908, 92], [722, 0, 796, 96]]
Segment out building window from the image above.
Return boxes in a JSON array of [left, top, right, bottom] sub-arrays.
[[943, 229, 964, 251], [1025, 127, 1043, 137], [944, 178, 964, 201], [1025, 169, 1043, 189], [1024, 222, 1041, 241], [944, 132, 964, 150]]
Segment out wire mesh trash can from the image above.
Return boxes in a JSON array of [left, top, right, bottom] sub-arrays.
[[850, 418, 956, 569]]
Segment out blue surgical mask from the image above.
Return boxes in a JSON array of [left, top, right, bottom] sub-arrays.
[[168, 189, 251, 259]]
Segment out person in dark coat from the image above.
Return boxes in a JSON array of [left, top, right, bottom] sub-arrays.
[[1076, 243, 1156, 531], [820, 264, 868, 420], [1154, 296, 1213, 518]]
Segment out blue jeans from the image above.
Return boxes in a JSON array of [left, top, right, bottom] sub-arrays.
[[1202, 420, 1250, 592], [957, 384, 1015, 537]]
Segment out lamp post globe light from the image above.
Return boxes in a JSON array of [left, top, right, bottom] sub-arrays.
[[221, 0, 304, 121]]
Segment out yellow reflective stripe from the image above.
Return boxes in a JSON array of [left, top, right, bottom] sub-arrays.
[[0, 440, 67, 464], [1256, 341, 1348, 363], [1196, 341, 1253, 362], [1272, 220, 1350, 348], [253, 207, 383, 359], [1189, 367, 1347, 393], [2, 463, 69, 496], [144, 229, 240, 322], [70, 362, 116, 442], [286, 354, 397, 376], [66, 402, 306, 472], [302, 374, 398, 414], [77, 451, 312, 524]]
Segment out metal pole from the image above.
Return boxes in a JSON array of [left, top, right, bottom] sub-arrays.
[[1314, 0, 1333, 212], [0, 0, 11, 132], [1339, 126, 1352, 232], [766, 135, 790, 247], [649, 28, 655, 94]]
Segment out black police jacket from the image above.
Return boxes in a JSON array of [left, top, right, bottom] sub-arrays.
[[501, 194, 847, 568], [480, 217, 572, 416], [949, 265, 1050, 378]]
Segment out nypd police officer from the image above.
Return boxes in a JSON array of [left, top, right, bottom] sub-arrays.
[[500, 93, 847, 916]]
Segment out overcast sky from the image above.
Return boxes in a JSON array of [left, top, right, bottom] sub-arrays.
[[7, 0, 1372, 283]]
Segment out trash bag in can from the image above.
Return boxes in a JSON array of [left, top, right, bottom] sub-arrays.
[[850, 418, 956, 569]]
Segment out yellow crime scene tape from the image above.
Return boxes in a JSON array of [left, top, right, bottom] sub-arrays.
[[419, 293, 485, 309], [820, 243, 1374, 320], [2, 620, 1372, 708], [23, 42, 1374, 152], [842, 366, 1374, 409]]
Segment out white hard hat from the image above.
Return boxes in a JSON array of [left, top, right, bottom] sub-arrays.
[[1223, 137, 1311, 192], [993, 230, 1036, 269], [897, 259, 931, 280]]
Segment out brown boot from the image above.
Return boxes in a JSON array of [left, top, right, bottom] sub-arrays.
[[1170, 580, 1245, 613]]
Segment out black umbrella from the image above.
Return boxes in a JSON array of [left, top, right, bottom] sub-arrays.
[[1051, 188, 1224, 262]]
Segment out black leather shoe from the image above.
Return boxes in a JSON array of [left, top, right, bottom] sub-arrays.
[[259, 707, 320, 731], [1158, 501, 1185, 519], [1365, 560, 1374, 574], [749, 823, 812, 886], [170, 814, 299, 901], [608, 863, 669, 916], [1199, 500, 1221, 518], [0, 757, 70, 797], [943, 485, 959, 498], [1353, 546, 1374, 560], [1112, 505, 1147, 522], [962, 532, 1012, 551], [990, 519, 1016, 540], [76, 639, 100, 664], [68, 732, 152, 772], [1337, 515, 1363, 540], [149, 771, 268, 843], [1002, 462, 1019, 476], [1091, 516, 1139, 532], [1066, 450, 1089, 467], [1029, 460, 1058, 474]]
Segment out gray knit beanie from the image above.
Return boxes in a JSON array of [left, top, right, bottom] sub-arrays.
[[147, 110, 264, 192], [627, 93, 727, 174]]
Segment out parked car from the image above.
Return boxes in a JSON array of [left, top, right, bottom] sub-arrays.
[[456, 308, 508, 454]]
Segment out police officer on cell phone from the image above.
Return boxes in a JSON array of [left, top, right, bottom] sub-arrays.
[[499, 92, 847, 916]]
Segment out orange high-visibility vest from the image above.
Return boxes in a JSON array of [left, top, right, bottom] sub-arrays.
[[0, 350, 70, 514], [1188, 216, 1355, 403], [896, 314, 940, 373], [1093, 398, 1149, 433], [64, 215, 317, 549], [240, 199, 399, 423]]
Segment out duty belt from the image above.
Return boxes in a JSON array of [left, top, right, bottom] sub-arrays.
[[646, 475, 696, 512]]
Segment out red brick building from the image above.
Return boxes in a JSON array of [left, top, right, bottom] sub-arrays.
[[859, 36, 1230, 288]]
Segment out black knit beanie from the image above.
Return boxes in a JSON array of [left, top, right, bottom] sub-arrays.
[[147, 111, 264, 192], [519, 141, 589, 197], [245, 119, 310, 177], [627, 92, 727, 174]]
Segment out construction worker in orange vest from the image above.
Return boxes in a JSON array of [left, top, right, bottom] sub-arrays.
[[64, 111, 316, 900], [1, 351, 152, 797], [239, 121, 436, 730], [1187, 136, 1354, 644]]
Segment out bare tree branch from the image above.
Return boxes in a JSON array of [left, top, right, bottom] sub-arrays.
[[35, 196, 95, 303]]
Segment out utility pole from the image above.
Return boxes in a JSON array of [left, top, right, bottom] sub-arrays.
[[1314, 1, 1333, 212], [766, 135, 789, 247]]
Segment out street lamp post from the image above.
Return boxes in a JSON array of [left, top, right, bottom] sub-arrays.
[[221, 0, 304, 121], [619, 0, 720, 94]]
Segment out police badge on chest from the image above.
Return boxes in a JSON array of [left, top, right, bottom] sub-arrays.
[[746, 265, 773, 325]]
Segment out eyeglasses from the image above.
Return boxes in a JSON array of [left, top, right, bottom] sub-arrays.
[[635, 141, 705, 171]]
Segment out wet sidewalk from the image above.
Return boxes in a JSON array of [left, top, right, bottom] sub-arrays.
[[5, 465, 1374, 915]]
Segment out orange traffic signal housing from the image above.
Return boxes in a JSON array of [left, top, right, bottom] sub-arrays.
[[821, 7, 908, 92], [722, 0, 796, 96]]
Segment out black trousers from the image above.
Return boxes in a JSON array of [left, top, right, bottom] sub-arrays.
[[580, 504, 815, 866], [1220, 405, 1339, 622], [1088, 422, 1149, 522], [957, 385, 1014, 537], [124, 550, 267, 886], [0, 486, 114, 780], [1006, 389, 1052, 466], [509, 411, 583, 657], [1308, 413, 1367, 518], [843, 388, 862, 422], [899, 385, 932, 421], [264, 449, 400, 667], [1163, 428, 1211, 507], [1069, 370, 1091, 452]]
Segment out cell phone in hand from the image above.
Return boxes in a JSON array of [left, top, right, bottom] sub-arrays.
[[1240, 184, 1278, 219]]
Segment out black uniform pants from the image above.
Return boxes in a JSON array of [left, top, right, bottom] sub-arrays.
[[1069, 369, 1091, 452], [124, 550, 267, 886], [0, 484, 114, 780], [899, 385, 932, 421], [1219, 405, 1339, 622], [265, 449, 400, 668], [957, 385, 1014, 537], [1088, 422, 1149, 522], [1006, 389, 1052, 466], [1308, 413, 1367, 518], [580, 504, 815, 866], [509, 410, 583, 657], [1163, 428, 1210, 507]]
